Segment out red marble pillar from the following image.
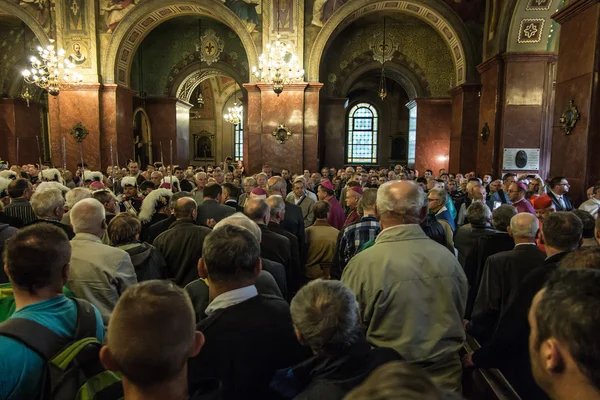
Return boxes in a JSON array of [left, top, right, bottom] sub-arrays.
[[100, 84, 136, 170], [319, 97, 348, 169], [48, 84, 102, 171], [243, 83, 323, 175], [449, 84, 480, 174], [144, 98, 192, 167], [476, 56, 503, 177], [413, 98, 452, 175], [550, 0, 600, 205], [0, 98, 44, 165]]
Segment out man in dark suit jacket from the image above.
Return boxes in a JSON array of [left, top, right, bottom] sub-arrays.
[[245, 198, 293, 291], [465, 212, 583, 400], [222, 183, 243, 212], [267, 176, 306, 264], [196, 183, 235, 226], [187, 224, 306, 400], [454, 202, 495, 268], [467, 213, 546, 342], [266, 196, 302, 293], [154, 197, 211, 287], [546, 176, 574, 211], [29, 186, 74, 239]]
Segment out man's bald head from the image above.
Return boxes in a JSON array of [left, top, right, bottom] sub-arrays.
[[267, 176, 287, 196], [376, 180, 425, 225], [244, 198, 270, 224], [173, 197, 197, 219], [509, 212, 539, 239], [266, 195, 286, 220]]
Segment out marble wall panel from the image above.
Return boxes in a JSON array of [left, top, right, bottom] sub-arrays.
[[144, 98, 179, 166], [13, 101, 44, 165], [449, 84, 480, 174], [320, 98, 347, 169], [476, 56, 503, 177], [414, 98, 452, 174]]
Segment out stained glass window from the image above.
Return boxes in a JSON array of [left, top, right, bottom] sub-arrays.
[[408, 105, 417, 167], [234, 119, 243, 162], [346, 103, 378, 164]]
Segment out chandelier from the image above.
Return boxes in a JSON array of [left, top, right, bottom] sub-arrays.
[[251, 0, 304, 95], [21, 40, 82, 96], [224, 81, 243, 125], [378, 17, 388, 100]]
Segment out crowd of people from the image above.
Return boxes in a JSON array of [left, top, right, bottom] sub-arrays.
[[0, 159, 599, 400]]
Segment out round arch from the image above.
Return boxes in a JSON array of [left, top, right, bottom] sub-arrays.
[[103, 0, 260, 87], [0, 1, 51, 46], [307, 0, 476, 85], [168, 61, 245, 101], [506, 0, 564, 53], [339, 61, 429, 100]]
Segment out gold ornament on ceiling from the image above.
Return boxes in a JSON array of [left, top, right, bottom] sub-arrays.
[[369, 30, 398, 64], [196, 29, 224, 66]]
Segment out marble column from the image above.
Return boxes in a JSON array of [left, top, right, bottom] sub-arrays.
[[100, 84, 136, 170], [144, 98, 193, 167], [412, 98, 452, 175], [449, 84, 481, 174], [319, 97, 348, 169], [0, 98, 44, 165], [550, 0, 600, 204], [243, 83, 323, 175]]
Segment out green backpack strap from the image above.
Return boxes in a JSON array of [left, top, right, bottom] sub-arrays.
[[71, 298, 98, 340], [0, 318, 66, 360]]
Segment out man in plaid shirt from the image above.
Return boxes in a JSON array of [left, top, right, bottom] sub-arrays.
[[331, 188, 379, 279]]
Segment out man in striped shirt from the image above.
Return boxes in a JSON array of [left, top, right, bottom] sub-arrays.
[[4, 179, 36, 226]]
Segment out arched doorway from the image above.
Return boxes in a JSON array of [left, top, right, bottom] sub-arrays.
[[133, 107, 152, 168]]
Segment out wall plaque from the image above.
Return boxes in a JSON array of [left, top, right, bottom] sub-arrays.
[[503, 148, 540, 170]]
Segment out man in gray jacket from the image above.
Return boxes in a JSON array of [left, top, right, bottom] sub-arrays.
[[67, 198, 137, 324], [341, 180, 467, 392]]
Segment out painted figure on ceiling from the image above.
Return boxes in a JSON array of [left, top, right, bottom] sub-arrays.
[[311, 0, 346, 28], [19, 0, 54, 35], [224, 0, 259, 33], [102, 0, 138, 33]]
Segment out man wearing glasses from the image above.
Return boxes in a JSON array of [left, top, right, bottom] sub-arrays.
[[547, 176, 574, 211]]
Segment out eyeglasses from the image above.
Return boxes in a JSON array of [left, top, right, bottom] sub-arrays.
[[560, 182, 570, 186], [427, 198, 441, 202]]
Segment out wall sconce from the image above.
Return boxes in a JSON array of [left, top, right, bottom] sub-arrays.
[[559, 100, 580, 135], [272, 123, 292, 144], [481, 122, 491, 144]]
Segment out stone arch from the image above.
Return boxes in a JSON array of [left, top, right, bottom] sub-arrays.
[[0, 1, 51, 46], [168, 61, 245, 100], [339, 60, 430, 100], [307, 0, 475, 85], [103, 0, 260, 87], [506, 0, 564, 53]]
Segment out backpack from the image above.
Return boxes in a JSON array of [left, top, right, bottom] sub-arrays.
[[0, 283, 77, 323], [0, 298, 124, 400]]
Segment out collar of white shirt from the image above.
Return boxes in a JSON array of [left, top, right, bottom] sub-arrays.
[[205, 285, 258, 316], [515, 242, 537, 247], [550, 190, 563, 200]]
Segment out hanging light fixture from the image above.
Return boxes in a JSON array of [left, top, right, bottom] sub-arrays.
[[378, 17, 388, 100], [21, 39, 82, 96], [251, 0, 304, 96], [224, 80, 243, 125], [197, 19, 205, 107]]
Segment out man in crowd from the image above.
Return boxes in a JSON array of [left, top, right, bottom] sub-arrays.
[[150, 171, 163, 188], [100, 281, 215, 400], [187, 225, 306, 399], [267, 176, 305, 259], [428, 188, 456, 251], [547, 176, 574, 211], [454, 201, 494, 268], [579, 182, 600, 218], [4, 179, 36, 225], [286, 177, 315, 227], [67, 198, 137, 323], [343, 186, 362, 227], [191, 172, 206, 205], [573, 209, 597, 247], [271, 280, 402, 398], [92, 189, 118, 226], [119, 176, 142, 215], [317, 180, 345, 230], [174, 166, 193, 192], [342, 181, 467, 391], [154, 197, 211, 287], [467, 213, 546, 342], [0, 224, 105, 400], [529, 269, 600, 400], [331, 188, 379, 279], [466, 212, 583, 399], [221, 182, 243, 212], [128, 161, 145, 186], [304, 200, 339, 281], [196, 183, 235, 226], [28, 187, 74, 239], [507, 182, 535, 214], [239, 177, 256, 207]]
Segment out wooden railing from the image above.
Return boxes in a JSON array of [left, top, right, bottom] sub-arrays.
[[461, 335, 522, 400]]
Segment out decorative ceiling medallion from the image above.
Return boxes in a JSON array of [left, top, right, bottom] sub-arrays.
[[369, 31, 398, 64], [517, 18, 545, 44], [272, 123, 292, 144], [196, 29, 224, 65], [525, 0, 552, 11]]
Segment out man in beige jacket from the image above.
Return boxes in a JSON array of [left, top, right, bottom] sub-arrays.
[[304, 201, 339, 280], [341, 180, 467, 392]]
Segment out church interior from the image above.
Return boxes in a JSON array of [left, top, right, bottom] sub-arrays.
[[0, 0, 598, 204]]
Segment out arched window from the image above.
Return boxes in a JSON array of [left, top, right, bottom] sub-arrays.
[[346, 102, 378, 164]]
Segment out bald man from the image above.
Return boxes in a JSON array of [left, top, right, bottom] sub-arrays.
[[341, 181, 467, 391], [153, 197, 211, 286], [467, 212, 546, 342]]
